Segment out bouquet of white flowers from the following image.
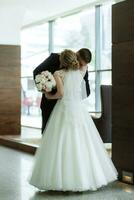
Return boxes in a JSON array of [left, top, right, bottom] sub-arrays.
[[35, 71, 56, 92]]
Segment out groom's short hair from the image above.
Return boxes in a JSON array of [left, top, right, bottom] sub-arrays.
[[78, 48, 92, 64]]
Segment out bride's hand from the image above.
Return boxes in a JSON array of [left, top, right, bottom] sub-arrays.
[[44, 91, 49, 98]]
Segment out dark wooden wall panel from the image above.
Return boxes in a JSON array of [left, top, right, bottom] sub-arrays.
[[112, 0, 134, 43], [112, 42, 134, 85], [0, 45, 21, 135], [112, 0, 134, 179]]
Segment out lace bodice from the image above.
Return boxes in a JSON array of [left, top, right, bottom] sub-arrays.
[[55, 69, 86, 102], [54, 69, 65, 82], [55, 68, 86, 82]]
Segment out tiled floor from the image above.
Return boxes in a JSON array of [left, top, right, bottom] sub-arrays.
[[0, 145, 134, 200]]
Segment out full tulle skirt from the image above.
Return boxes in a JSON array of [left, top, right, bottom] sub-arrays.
[[28, 99, 118, 191]]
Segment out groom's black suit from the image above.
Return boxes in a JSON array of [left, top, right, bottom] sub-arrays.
[[33, 53, 90, 134]]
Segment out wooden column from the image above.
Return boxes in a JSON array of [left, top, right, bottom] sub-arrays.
[[0, 45, 21, 135], [112, 0, 134, 179]]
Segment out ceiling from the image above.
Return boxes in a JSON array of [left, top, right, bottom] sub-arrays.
[[0, 0, 122, 27], [0, 0, 123, 44]]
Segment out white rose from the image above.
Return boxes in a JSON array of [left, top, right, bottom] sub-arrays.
[[51, 78, 56, 87], [40, 78, 47, 84], [41, 71, 49, 75], [36, 83, 43, 91], [40, 74, 46, 79], [35, 74, 42, 83], [42, 71, 50, 78], [45, 82, 53, 92], [35, 71, 56, 93]]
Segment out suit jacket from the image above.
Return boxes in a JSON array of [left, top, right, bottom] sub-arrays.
[[33, 53, 90, 111]]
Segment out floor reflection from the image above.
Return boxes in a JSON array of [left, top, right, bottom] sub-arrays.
[[0, 146, 134, 200], [29, 182, 134, 200]]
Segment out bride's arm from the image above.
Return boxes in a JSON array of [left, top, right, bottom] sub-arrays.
[[44, 72, 64, 99]]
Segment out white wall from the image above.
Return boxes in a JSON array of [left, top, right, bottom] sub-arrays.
[[0, 5, 25, 45]]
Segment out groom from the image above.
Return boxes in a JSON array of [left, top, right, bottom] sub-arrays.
[[33, 48, 92, 134]]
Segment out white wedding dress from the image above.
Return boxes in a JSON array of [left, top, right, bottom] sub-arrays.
[[29, 69, 118, 192]]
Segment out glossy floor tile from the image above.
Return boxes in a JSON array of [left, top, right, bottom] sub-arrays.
[[0, 145, 134, 200]]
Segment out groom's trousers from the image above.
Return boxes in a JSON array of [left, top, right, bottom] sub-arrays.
[[41, 95, 57, 134]]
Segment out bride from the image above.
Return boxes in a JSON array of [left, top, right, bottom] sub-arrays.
[[29, 49, 118, 192]]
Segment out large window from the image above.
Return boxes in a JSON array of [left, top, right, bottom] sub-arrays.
[[54, 8, 96, 112], [21, 23, 49, 128], [21, 2, 112, 128], [94, 3, 112, 112], [54, 8, 95, 61]]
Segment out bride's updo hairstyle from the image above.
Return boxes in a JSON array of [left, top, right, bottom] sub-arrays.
[[60, 49, 79, 70]]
